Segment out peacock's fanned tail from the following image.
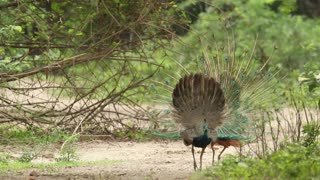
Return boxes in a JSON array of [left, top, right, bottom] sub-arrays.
[[172, 73, 226, 144], [151, 39, 278, 142]]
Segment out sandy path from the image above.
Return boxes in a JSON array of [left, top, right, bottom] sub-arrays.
[[72, 140, 237, 180], [1, 140, 238, 180]]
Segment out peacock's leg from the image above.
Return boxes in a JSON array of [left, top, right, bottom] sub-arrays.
[[218, 146, 227, 161], [199, 147, 206, 170], [192, 144, 197, 171], [211, 142, 215, 164]]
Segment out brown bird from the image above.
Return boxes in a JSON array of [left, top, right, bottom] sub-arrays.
[[212, 138, 242, 162]]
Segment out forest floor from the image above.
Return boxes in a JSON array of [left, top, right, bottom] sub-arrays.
[[1, 139, 238, 180], [1, 81, 241, 180]]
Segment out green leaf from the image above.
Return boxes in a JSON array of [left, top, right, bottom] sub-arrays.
[[10, 25, 22, 33], [308, 83, 317, 92], [51, 2, 64, 13]]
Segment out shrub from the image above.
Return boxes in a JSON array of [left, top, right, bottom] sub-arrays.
[[193, 143, 320, 180]]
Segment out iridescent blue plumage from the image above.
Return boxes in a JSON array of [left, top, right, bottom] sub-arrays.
[[193, 123, 212, 148]]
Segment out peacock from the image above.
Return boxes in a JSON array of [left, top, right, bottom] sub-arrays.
[[151, 39, 278, 171], [172, 73, 225, 170]]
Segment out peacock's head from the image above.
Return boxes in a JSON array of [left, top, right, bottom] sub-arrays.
[[203, 119, 208, 136]]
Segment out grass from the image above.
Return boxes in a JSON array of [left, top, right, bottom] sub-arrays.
[[0, 125, 122, 176], [191, 123, 320, 180], [192, 145, 320, 180], [0, 125, 71, 145], [0, 125, 80, 162], [0, 159, 119, 174]]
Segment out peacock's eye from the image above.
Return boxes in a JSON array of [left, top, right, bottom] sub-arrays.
[[240, 74, 245, 81], [149, 83, 155, 89], [266, 73, 273, 79]]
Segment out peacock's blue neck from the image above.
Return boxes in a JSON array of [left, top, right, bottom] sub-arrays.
[[192, 127, 211, 148], [203, 129, 208, 137]]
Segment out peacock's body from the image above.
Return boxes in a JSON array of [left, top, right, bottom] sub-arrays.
[[151, 40, 277, 171]]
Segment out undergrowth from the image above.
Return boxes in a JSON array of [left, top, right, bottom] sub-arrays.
[[192, 123, 320, 180], [0, 126, 71, 145], [0, 158, 117, 174], [0, 125, 79, 166], [0, 125, 122, 174], [193, 144, 320, 180]]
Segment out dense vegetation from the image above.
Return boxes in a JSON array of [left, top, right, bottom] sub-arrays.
[[193, 123, 320, 179], [0, 0, 319, 178]]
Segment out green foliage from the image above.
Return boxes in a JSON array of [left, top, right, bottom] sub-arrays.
[[0, 153, 11, 164], [56, 148, 77, 162], [178, 0, 320, 79], [0, 126, 71, 145], [302, 123, 320, 156], [115, 128, 152, 141], [299, 68, 320, 95], [0, 126, 81, 164], [56, 134, 79, 162], [17, 152, 37, 163], [0, 0, 179, 73], [130, 0, 320, 107], [0, 126, 119, 174], [0, 159, 117, 174], [193, 142, 320, 180], [285, 67, 320, 108]]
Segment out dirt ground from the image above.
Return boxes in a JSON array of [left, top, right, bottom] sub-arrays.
[[1, 140, 238, 180]]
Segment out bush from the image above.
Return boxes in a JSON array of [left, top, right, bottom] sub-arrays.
[[193, 143, 320, 180]]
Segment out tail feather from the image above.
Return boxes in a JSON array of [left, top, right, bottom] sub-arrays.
[[172, 73, 225, 134], [150, 37, 278, 142]]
